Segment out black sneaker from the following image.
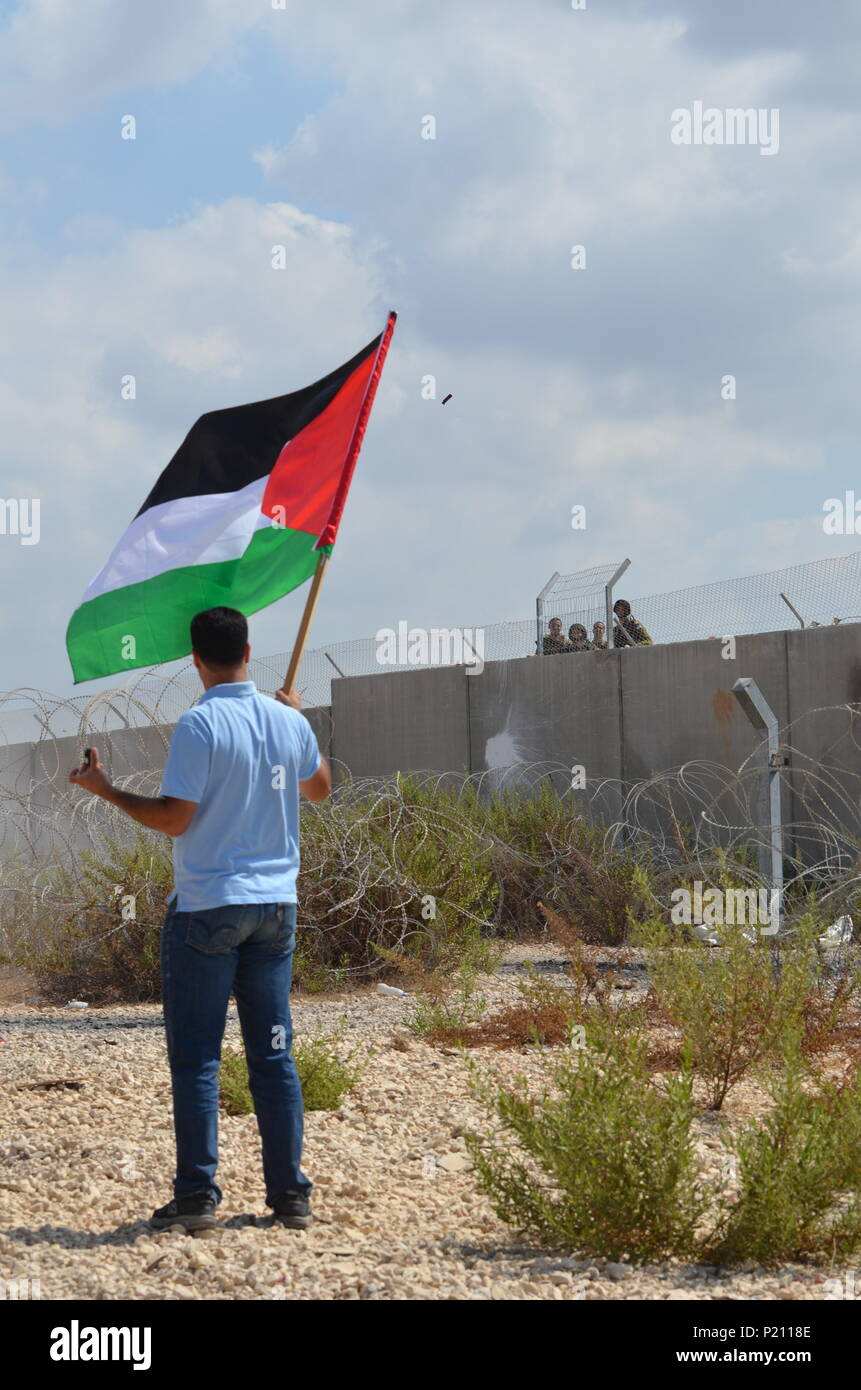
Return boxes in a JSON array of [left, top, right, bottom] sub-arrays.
[[150, 1192, 218, 1231], [271, 1192, 313, 1230]]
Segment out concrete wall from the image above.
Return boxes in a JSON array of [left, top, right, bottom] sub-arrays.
[[3, 625, 860, 860], [331, 665, 470, 782], [325, 625, 861, 847], [1, 722, 177, 861], [464, 649, 624, 817], [618, 633, 789, 782], [327, 627, 858, 772], [302, 705, 333, 764], [784, 624, 861, 860]]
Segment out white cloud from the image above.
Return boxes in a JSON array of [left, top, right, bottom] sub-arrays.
[[258, 5, 802, 260], [2, 0, 860, 696], [0, 0, 262, 120], [0, 195, 392, 684]]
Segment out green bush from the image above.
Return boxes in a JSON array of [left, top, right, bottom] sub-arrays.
[[407, 962, 490, 1038], [291, 946, 351, 996], [465, 1004, 861, 1267], [465, 1032, 706, 1262], [294, 1032, 364, 1111], [633, 912, 817, 1110], [220, 1029, 363, 1116], [219, 1048, 255, 1116], [710, 1040, 861, 1265]]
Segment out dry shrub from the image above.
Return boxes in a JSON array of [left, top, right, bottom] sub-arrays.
[[295, 776, 501, 988], [9, 833, 171, 1004], [536, 899, 632, 1007], [800, 945, 861, 1056], [425, 977, 581, 1050], [482, 786, 662, 944]]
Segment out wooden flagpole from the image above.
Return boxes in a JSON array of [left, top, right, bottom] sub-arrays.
[[280, 551, 330, 695]]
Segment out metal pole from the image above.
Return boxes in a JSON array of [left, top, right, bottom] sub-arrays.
[[731, 677, 786, 971], [324, 651, 347, 679], [536, 572, 559, 656], [604, 558, 631, 651], [779, 593, 805, 628]]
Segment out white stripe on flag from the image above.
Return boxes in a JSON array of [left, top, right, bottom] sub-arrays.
[[83, 476, 271, 603]]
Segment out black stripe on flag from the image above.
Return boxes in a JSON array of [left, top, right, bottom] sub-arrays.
[[135, 330, 383, 517]]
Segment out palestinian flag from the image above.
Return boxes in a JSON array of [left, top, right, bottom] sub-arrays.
[[66, 312, 396, 683]]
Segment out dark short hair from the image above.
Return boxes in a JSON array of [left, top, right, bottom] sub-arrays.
[[614, 599, 631, 617], [190, 607, 248, 668]]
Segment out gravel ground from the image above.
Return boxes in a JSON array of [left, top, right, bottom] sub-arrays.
[[0, 947, 855, 1302]]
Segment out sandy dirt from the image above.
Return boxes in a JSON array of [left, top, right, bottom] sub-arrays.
[[0, 947, 855, 1301]]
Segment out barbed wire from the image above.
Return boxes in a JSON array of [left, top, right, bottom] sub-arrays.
[[1, 690, 857, 983]]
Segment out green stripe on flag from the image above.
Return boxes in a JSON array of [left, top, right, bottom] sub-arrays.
[[67, 523, 321, 683]]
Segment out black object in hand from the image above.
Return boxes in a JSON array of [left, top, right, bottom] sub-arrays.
[[83, 748, 92, 769]]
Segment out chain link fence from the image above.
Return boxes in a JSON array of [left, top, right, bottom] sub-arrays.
[[0, 551, 858, 739], [535, 551, 861, 654]]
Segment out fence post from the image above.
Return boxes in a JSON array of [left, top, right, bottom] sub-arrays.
[[536, 572, 560, 655], [604, 558, 631, 651], [779, 593, 805, 628], [732, 677, 786, 975]]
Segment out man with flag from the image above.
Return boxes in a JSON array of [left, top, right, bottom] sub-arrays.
[[65, 315, 396, 1230], [70, 607, 331, 1230]]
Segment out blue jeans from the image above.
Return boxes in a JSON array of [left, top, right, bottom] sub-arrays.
[[160, 899, 312, 1207]]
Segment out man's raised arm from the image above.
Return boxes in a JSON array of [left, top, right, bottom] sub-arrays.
[[68, 748, 198, 837], [275, 688, 332, 802]]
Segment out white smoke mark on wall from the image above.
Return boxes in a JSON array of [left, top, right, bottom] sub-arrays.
[[484, 719, 528, 772]]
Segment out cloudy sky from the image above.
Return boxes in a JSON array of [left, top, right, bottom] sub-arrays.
[[0, 0, 859, 701]]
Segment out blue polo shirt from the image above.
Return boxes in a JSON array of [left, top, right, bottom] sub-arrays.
[[161, 681, 321, 912]]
